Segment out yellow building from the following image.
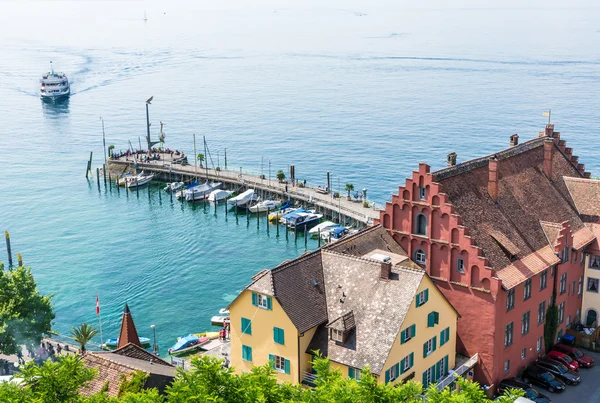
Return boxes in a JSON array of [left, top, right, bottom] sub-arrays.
[[229, 225, 460, 388]]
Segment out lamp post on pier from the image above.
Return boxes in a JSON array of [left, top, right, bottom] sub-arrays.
[[150, 324, 158, 356], [145, 96, 160, 151], [268, 158, 272, 187]]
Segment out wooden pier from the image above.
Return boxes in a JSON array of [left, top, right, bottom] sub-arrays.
[[107, 154, 380, 227]]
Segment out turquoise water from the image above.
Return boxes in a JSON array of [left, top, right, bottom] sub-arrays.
[[1, 0, 599, 354]]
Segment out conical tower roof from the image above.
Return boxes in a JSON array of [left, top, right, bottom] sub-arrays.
[[117, 303, 141, 349]]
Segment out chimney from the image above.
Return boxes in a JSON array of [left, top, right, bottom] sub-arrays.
[[380, 261, 392, 280], [447, 152, 457, 167], [510, 134, 519, 147], [488, 156, 499, 203], [543, 138, 554, 179], [545, 124, 554, 137]]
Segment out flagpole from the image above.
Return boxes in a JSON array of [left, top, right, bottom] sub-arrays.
[[548, 109, 551, 125], [97, 295, 104, 349]]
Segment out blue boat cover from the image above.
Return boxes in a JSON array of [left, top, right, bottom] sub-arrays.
[[282, 208, 306, 220], [170, 334, 199, 351], [279, 201, 290, 210], [185, 181, 199, 189], [332, 227, 348, 235]]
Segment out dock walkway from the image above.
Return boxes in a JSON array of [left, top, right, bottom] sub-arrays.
[[108, 154, 380, 226]]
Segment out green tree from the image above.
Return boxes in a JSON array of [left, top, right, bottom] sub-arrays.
[[544, 292, 559, 353], [197, 153, 204, 167], [0, 264, 54, 355], [345, 183, 354, 198], [276, 170, 286, 183], [72, 323, 98, 354], [108, 144, 115, 157]]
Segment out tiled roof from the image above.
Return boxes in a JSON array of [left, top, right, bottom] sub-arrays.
[[112, 343, 173, 367], [495, 246, 560, 289], [307, 251, 425, 375], [118, 304, 141, 349], [247, 270, 274, 296], [327, 311, 356, 332], [324, 225, 408, 257], [572, 226, 596, 250], [489, 230, 520, 256], [432, 136, 586, 273], [540, 221, 562, 248], [564, 177, 600, 221]]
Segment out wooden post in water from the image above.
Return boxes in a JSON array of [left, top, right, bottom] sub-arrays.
[[170, 188, 173, 203], [116, 178, 120, 194], [158, 185, 161, 202], [257, 210, 259, 230], [136, 178, 139, 196], [304, 226, 308, 248], [318, 229, 321, 247], [108, 173, 112, 190], [96, 168, 100, 188], [17, 253, 23, 267], [276, 213, 279, 237], [85, 152, 93, 178], [102, 164, 107, 186]]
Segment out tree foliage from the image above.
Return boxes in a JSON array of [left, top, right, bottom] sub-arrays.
[[0, 264, 54, 355], [276, 170, 286, 183], [72, 323, 99, 354], [0, 354, 524, 403], [544, 292, 559, 353]]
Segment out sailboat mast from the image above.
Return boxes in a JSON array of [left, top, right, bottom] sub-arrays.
[[193, 133, 198, 181], [203, 136, 209, 181]]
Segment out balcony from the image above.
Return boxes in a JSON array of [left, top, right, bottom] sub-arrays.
[[301, 371, 318, 387], [436, 353, 478, 391]]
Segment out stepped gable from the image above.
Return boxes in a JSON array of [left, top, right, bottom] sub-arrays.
[[307, 251, 425, 375], [117, 303, 141, 349], [324, 224, 408, 257], [432, 129, 586, 273]]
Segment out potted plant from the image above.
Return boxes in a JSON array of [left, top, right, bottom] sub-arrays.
[[276, 170, 286, 183], [345, 183, 354, 200]]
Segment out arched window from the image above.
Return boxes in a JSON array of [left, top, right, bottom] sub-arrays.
[[586, 309, 597, 327], [414, 249, 426, 265], [414, 213, 428, 236]]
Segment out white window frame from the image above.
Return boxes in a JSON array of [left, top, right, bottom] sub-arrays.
[[524, 279, 532, 300], [414, 249, 426, 265], [274, 355, 286, 373], [521, 348, 526, 360], [457, 258, 465, 273], [522, 311, 530, 335], [558, 302, 565, 324], [389, 363, 398, 380], [331, 329, 344, 342], [536, 337, 542, 353], [579, 276, 583, 296], [538, 301, 546, 325], [587, 277, 599, 293], [401, 355, 411, 372], [402, 326, 415, 342], [504, 322, 513, 347], [560, 273, 567, 294], [257, 294, 269, 309], [438, 356, 447, 380], [417, 290, 427, 306], [418, 186, 426, 200], [504, 359, 510, 373], [540, 270, 547, 290], [506, 289, 515, 311], [424, 366, 433, 387], [425, 338, 434, 356]]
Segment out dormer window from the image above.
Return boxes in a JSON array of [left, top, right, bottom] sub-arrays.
[[331, 329, 344, 342], [414, 249, 426, 265], [257, 294, 269, 309], [418, 186, 426, 200]]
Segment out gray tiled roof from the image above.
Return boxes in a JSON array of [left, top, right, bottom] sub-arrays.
[[324, 225, 408, 257], [308, 251, 424, 375]]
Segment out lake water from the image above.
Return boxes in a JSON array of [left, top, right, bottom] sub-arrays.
[[0, 0, 599, 355]]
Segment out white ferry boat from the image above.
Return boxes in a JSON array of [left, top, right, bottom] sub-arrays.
[[40, 62, 70, 99]]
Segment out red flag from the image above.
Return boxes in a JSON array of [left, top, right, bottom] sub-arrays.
[[96, 295, 100, 315]]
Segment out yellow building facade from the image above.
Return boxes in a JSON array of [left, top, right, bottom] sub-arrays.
[[582, 252, 600, 327]]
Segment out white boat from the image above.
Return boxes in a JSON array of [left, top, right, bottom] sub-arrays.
[[211, 315, 230, 326], [227, 189, 259, 208], [218, 308, 230, 315], [178, 182, 222, 202], [309, 221, 339, 238], [40, 62, 70, 99], [208, 189, 233, 202], [126, 173, 154, 188], [164, 181, 184, 193], [321, 226, 351, 242], [248, 199, 282, 213], [286, 212, 323, 229]]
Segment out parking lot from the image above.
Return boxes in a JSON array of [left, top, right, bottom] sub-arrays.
[[523, 350, 600, 403]]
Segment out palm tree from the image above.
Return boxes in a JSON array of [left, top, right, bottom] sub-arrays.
[[197, 153, 205, 168], [71, 323, 98, 354], [276, 170, 286, 183], [345, 183, 354, 199]]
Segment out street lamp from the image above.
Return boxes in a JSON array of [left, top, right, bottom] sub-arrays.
[[268, 158, 272, 187], [150, 325, 158, 356]]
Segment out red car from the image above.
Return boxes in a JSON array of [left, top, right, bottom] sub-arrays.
[[552, 344, 594, 368], [547, 350, 579, 371]]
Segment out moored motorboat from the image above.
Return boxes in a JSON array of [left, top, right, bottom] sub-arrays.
[[191, 331, 220, 340], [178, 182, 222, 202], [208, 189, 233, 202], [286, 212, 323, 230], [40, 62, 70, 99], [218, 308, 230, 315], [227, 189, 258, 208], [321, 226, 351, 242], [127, 172, 154, 188], [102, 336, 151, 350], [211, 315, 230, 326], [309, 221, 340, 238], [164, 181, 184, 193], [279, 208, 309, 225], [249, 199, 282, 213], [168, 334, 210, 356]]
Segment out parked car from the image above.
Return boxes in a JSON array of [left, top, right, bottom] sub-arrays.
[[546, 350, 579, 371], [497, 378, 552, 403], [533, 359, 581, 385], [552, 344, 594, 368], [522, 365, 566, 393]]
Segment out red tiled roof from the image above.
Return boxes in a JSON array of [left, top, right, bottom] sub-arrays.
[[564, 177, 600, 221], [118, 304, 141, 349], [496, 246, 560, 289], [540, 221, 562, 248], [572, 226, 596, 250]]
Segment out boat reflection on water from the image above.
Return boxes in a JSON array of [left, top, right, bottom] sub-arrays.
[[41, 96, 70, 117]]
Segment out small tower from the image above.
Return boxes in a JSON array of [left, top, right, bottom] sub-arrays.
[[117, 303, 142, 349]]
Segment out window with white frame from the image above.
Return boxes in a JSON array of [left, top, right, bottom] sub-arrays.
[[274, 355, 286, 372], [504, 359, 510, 373], [536, 337, 542, 353], [579, 276, 583, 296], [457, 258, 465, 273], [588, 278, 599, 293], [423, 366, 434, 387], [506, 289, 515, 312], [389, 362, 398, 380], [540, 270, 547, 290], [257, 294, 269, 309], [524, 279, 532, 300], [425, 338, 434, 356], [538, 301, 546, 325], [561, 246, 570, 263], [560, 273, 567, 295], [417, 290, 428, 306], [504, 322, 513, 347], [418, 186, 426, 200], [521, 348, 526, 360], [522, 311, 530, 335], [330, 329, 344, 342], [589, 255, 600, 268], [401, 355, 412, 372], [414, 249, 426, 265], [558, 302, 565, 324]]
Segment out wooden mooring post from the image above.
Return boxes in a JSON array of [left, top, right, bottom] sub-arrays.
[[85, 152, 93, 178]]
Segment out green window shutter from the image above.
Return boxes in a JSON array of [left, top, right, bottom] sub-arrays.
[[434, 311, 439, 324], [242, 345, 252, 362], [274, 327, 284, 345], [252, 292, 257, 306], [401, 330, 406, 344], [385, 369, 390, 384], [444, 355, 449, 375], [410, 353, 414, 368], [400, 359, 406, 374], [416, 295, 421, 308], [267, 296, 273, 310], [269, 354, 275, 369], [433, 336, 437, 351], [427, 312, 434, 327], [435, 361, 441, 380], [242, 318, 252, 335], [424, 289, 429, 303], [394, 363, 399, 378], [348, 367, 355, 379], [411, 324, 416, 338], [446, 328, 450, 343], [284, 359, 290, 375], [423, 341, 428, 358], [440, 328, 446, 346], [422, 371, 427, 387]]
